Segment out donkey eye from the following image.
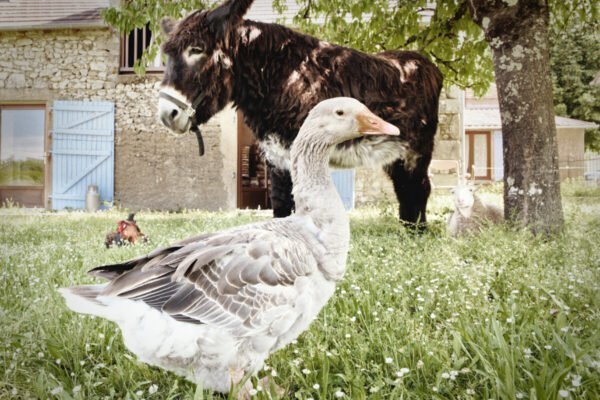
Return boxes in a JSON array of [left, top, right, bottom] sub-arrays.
[[335, 110, 344, 116], [189, 47, 204, 56]]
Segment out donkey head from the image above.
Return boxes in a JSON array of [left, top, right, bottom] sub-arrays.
[[158, 0, 254, 136]]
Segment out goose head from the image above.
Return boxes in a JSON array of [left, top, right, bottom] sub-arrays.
[[299, 97, 400, 145]]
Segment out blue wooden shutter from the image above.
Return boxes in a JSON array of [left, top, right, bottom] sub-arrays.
[[331, 169, 355, 210], [51, 101, 114, 210]]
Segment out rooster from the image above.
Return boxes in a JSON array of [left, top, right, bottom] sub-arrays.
[[105, 213, 148, 248]]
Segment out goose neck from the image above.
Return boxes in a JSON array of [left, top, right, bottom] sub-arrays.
[[290, 130, 350, 281]]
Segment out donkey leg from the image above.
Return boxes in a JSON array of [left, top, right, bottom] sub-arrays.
[[268, 166, 295, 218], [386, 157, 432, 230]]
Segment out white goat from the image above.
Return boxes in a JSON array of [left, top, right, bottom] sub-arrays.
[[447, 185, 503, 236]]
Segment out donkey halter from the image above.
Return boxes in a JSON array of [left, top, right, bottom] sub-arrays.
[[159, 90, 207, 156]]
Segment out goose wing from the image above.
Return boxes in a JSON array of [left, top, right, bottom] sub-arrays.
[[91, 219, 325, 334]]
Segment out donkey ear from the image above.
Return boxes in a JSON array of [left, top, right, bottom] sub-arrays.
[[207, 0, 254, 32], [161, 17, 176, 37]]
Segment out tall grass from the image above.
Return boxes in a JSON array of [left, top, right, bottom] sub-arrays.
[[0, 188, 598, 399]]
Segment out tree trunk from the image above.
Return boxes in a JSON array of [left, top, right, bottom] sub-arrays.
[[468, 1, 564, 234]]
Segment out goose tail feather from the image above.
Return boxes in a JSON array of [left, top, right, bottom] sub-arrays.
[[59, 285, 110, 318]]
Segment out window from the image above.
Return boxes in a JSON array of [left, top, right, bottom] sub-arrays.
[[0, 105, 47, 207], [0, 106, 45, 186], [465, 131, 492, 180], [120, 25, 164, 73]]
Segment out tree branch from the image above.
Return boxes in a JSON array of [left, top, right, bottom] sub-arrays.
[[303, 0, 313, 19]]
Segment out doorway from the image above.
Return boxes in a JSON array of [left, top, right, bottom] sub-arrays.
[[237, 111, 271, 209]]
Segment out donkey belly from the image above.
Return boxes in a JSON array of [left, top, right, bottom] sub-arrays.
[[260, 135, 416, 172]]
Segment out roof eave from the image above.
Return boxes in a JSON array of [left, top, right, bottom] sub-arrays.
[[0, 21, 109, 32]]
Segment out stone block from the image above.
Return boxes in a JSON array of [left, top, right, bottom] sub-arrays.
[[432, 139, 460, 160], [7, 73, 25, 88], [90, 62, 107, 71], [15, 38, 33, 46]]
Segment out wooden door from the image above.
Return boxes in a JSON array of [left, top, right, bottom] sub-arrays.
[[51, 101, 114, 210]]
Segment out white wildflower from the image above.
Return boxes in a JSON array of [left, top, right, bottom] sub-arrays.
[[559, 389, 569, 398], [334, 390, 345, 398], [50, 386, 63, 396], [302, 368, 311, 375], [313, 383, 320, 390], [72, 385, 81, 394], [385, 357, 393, 364], [571, 375, 582, 387], [148, 384, 158, 394]]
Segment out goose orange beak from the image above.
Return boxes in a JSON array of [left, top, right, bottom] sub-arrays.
[[357, 108, 400, 136]]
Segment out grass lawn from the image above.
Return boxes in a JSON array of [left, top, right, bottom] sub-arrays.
[[1, 184, 599, 399]]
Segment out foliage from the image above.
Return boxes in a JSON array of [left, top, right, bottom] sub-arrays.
[[1, 188, 598, 399], [549, 15, 600, 151]]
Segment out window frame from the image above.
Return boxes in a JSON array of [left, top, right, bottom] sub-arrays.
[[465, 130, 492, 180], [0, 103, 50, 207], [119, 25, 165, 74]]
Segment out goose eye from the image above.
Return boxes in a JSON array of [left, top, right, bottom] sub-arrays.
[[335, 110, 344, 116], [189, 47, 204, 56]]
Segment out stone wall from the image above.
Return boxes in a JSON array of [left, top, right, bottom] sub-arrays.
[[354, 87, 462, 206], [0, 28, 236, 211]]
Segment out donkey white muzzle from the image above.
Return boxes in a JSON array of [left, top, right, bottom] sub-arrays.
[[158, 88, 193, 134]]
